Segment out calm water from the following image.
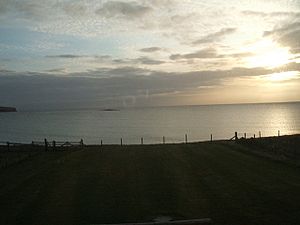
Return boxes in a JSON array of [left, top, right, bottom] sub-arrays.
[[0, 102, 300, 144]]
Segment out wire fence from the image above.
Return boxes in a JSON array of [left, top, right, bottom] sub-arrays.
[[0, 130, 285, 151]]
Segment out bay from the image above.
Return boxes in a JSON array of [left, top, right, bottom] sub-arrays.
[[0, 102, 299, 144]]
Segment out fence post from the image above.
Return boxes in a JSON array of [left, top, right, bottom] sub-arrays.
[[80, 139, 84, 148], [163, 136, 165, 144], [53, 140, 56, 151], [141, 137, 144, 145], [278, 130, 280, 137], [254, 134, 256, 139], [185, 134, 188, 144], [259, 131, 261, 138], [44, 139, 48, 151], [210, 134, 213, 142], [100, 139, 103, 146], [244, 133, 247, 139], [235, 132, 238, 140]]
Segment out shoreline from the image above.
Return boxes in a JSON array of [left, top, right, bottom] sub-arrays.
[[1, 133, 299, 148]]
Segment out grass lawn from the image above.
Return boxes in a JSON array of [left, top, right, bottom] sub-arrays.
[[0, 135, 300, 225]]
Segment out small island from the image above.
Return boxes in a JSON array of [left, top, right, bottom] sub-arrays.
[[0, 106, 17, 112], [102, 108, 119, 112]]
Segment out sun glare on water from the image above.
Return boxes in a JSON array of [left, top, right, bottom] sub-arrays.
[[245, 39, 291, 68]]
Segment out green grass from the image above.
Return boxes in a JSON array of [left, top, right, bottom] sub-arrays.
[[0, 136, 300, 225]]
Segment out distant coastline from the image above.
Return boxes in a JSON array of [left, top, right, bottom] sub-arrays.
[[0, 106, 17, 112]]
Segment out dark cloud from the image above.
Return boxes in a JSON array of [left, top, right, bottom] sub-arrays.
[[44, 68, 66, 73], [264, 22, 300, 53], [264, 22, 300, 36], [192, 28, 237, 45], [135, 57, 165, 65], [46, 54, 111, 59], [113, 57, 165, 65], [139, 47, 162, 52], [279, 29, 300, 54], [46, 54, 85, 58], [169, 48, 253, 61], [226, 52, 254, 58], [2, 62, 299, 110], [113, 59, 126, 64], [0, 69, 14, 74], [83, 66, 151, 77], [277, 62, 300, 71], [170, 48, 218, 60], [94, 55, 111, 59], [95, 1, 152, 19]]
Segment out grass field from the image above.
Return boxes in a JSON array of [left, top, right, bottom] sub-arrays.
[[0, 135, 300, 225]]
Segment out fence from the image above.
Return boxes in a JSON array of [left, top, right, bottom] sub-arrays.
[[0, 139, 84, 151], [229, 130, 282, 140], [0, 130, 284, 151]]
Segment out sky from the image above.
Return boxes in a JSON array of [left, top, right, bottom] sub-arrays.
[[0, 0, 300, 110]]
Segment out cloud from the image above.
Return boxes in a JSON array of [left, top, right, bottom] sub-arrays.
[[242, 10, 300, 18], [278, 62, 300, 71], [0, 69, 14, 74], [44, 68, 66, 73], [170, 48, 218, 60], [169, 48, 254, 61], [46, 54, 111, 60], [0, 0, 89, 20], [0, 0, 9, 14], [4, 0, 58, 21], [279, 29, 300, 54], [46, 54, 85, 58], [135, 57, 165, 65], [192, 28, 237, 45], [148, 0, 178, 8], [0, 1, 153, 37], [264, 22, 300, 53], [95, 55, 111, 60], [61, 2, 87, 17], [2, 62, 299, 110], [264, 22, 300, 36], [139, 47, 162, 52], [95, 1, 152, 19], [112, 57, 165, 65], [226, 52, 254, 58], [86, 66, 152, 77]]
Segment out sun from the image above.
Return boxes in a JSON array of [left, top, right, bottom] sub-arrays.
[[245, 39, 291, 68]]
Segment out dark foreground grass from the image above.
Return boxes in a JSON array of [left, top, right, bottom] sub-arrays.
[[0, 135, 300, 225]]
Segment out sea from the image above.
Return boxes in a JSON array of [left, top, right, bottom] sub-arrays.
[[0, 102, 300, 145]]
